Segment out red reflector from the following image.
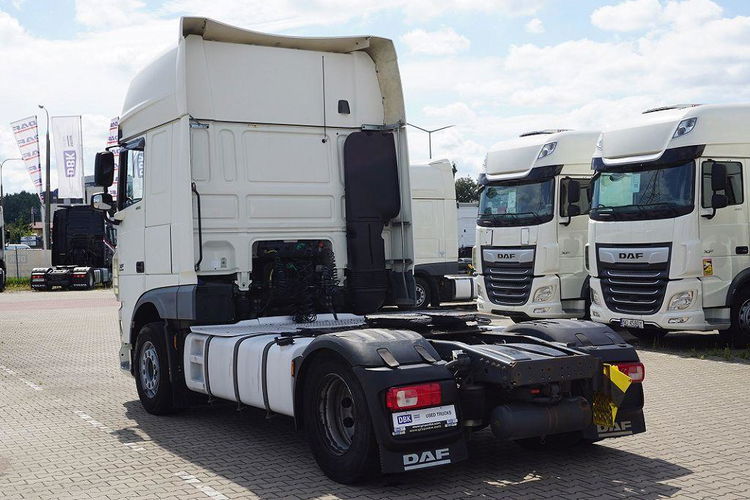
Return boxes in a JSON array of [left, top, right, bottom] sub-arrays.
[[616, 362, 645, 383], [386, 383, 441, 411], [529, 388, 541, 395]]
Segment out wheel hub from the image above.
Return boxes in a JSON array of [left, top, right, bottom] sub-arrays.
[[318, 374, 356, 455], [139, 341, 160, 399]]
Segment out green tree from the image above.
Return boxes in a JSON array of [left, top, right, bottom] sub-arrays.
[[455, 176, 480, 203], [6, 219, 32, 244], [2, 191, 40, 227]]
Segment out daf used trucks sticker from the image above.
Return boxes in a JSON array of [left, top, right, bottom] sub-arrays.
[[392, 404, 458, 436]]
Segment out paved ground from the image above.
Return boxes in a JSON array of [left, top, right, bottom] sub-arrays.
[[2, 289, 750, 499]]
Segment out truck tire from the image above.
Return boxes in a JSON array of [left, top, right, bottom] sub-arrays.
[[303, 355, 378, 484], [85, 271, 95, 290], [0, 267, 5, 293], [414, 276, 432, 309], [722, 289, 750, 347], [135, 322, 176, 415]]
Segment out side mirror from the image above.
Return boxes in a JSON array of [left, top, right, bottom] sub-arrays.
[[711, 162, 727, 192], [91, 192, 113, 212], [94, 152, 115, 188], [568, 205, 581, 217], [712, 193, 729, 210]]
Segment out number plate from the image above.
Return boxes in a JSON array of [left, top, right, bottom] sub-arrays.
[[391, 404, 458, 436], [620, 318, 644, 329]]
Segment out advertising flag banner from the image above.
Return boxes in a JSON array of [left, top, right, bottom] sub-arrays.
[[10, 115, 43, 202], [107, 116, 120, 200], [51, 115, 84, 199]]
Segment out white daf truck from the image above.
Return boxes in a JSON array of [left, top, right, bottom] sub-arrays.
[[0, 206, 5, 292], [90, 17, 646, 484], [589, 104, 750, 345], [410, 159, 475, 308], [475, 130, 599, 321]]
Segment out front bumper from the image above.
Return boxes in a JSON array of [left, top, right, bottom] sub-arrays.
[[477, 275, 577, 318], [589, 277, 718, 330]]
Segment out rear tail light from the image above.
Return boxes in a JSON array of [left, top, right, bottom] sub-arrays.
[[616, 362, 645, 383], [386, 383, 442, 411]]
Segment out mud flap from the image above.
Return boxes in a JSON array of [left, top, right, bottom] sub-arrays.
[[378, 438, 468, 474]]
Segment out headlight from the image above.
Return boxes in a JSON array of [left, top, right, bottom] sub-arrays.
[[537, 141, 557, 159], [590, 288, 601, 306], [534, 285, 554, 302], [673, 117, 697, 139], [668, 290, 695, 311]]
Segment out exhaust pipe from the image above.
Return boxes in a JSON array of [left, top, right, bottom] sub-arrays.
[[490, 397, 592, 441]]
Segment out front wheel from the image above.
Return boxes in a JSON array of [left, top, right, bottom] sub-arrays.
[[303, 356, 378, 484], [722, 289, 750, 347], [414, 276, 432, 309], [135, 322, 176, 415]]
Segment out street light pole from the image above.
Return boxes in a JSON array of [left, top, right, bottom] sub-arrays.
[[406, 123, 455, 159], [38, 105, 51, 250]]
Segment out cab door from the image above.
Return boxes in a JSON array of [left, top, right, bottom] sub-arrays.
[[558, 176, 591, 302], [114, 140, 146, 326], [699, 159, 749, 307]]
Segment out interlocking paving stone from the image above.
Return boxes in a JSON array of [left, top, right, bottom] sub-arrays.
[[1, 289, 749, 498]]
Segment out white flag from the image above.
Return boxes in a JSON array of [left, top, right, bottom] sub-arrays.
[[106, 116, 120, 200], [51, 115, 84, 199], [10, 115, 43, 202]]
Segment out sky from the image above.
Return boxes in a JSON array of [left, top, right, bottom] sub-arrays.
[[1, 0, 750, 194]]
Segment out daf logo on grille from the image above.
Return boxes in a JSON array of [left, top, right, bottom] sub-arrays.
[[497, 253, 515, 259], [619, 252, 644, 259]]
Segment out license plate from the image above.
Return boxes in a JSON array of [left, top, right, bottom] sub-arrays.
[[392, 404, 458, 436], [620, 318, 644, 329]]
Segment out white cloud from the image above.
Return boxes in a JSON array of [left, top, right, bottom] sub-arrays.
[[525, 18, 545, 34], [401, 27, 470, 55], [591, 0, 723, 32], [591, 0, 662, 32]]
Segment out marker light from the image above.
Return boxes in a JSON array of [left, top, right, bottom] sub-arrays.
[[537, 141, 557, 159], [386, 383, 442, 411], [595, 134, 603, 151], [673, 117, 697, 139]]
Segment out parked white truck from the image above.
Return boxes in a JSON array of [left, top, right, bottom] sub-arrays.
[[475, 130, 599, 321], [90, 17, 646, 484], [410, 159, 475, 308], [589, 104, 750, 345], [0, 205, 5, 292]]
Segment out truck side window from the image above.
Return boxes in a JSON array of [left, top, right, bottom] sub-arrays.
[[124, 148, 145, 206], [702, 161, 743, 208], [560, 178, 592, 217]]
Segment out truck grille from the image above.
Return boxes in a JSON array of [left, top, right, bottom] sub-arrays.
[[482, 247, 535, 306], [597, 246, 670, 315]]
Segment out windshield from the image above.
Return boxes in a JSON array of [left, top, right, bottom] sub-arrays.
[[478, 178, 554, 227], [590, 161, 694, 221]]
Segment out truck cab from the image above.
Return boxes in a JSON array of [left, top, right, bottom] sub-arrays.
[[475, 130, 598, 321], [409, 159, 475, 308], [589, 104, 750, 344], [0, 205, 5, 291]]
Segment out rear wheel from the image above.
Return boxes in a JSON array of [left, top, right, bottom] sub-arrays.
[[414, 276, 432, 309], [722, 289, 750, 347], [303, 356, 378, 484], [85, 271, 95, 290], [135, 322, 176, 415], [0, 267, 5, 293]]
